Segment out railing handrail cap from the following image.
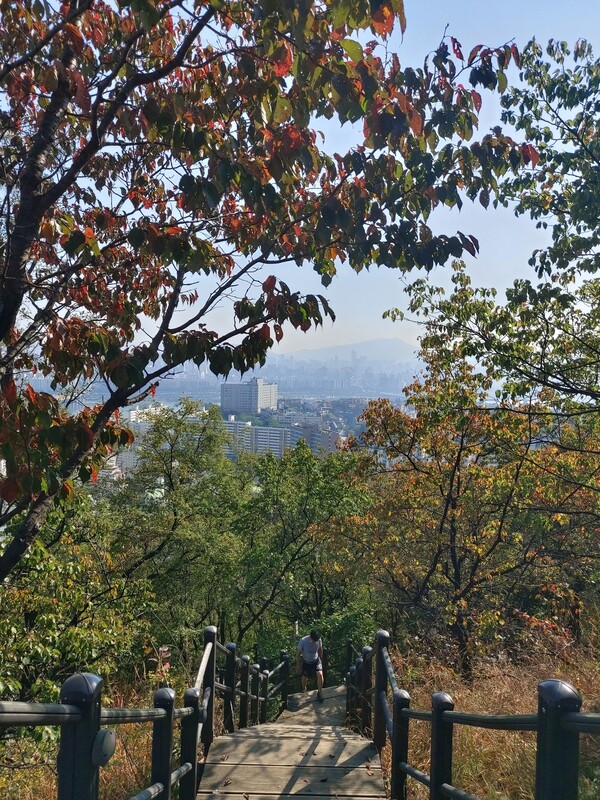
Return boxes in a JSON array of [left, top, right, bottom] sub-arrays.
[[60, 672, 103, 705], [538, 678, 582, 707]]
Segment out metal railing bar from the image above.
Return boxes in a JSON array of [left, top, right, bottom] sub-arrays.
[[441, 782, 480, 800], [0, 702, 83, 727], [215, 641, 229, 655], [380, 692, 393, 736], [386, 715, 393, 737], [401, 708, 432, 721], [195, 640, 213, 690], [349, 643, 362, 659], [170, 763, 192, 784], [126, 781, 165, 800], [400, 762, 430, 786], [382, 647, 398, 693], [444, 711, 537, 731], [268, 679, 285, 698], [101, 708, 167, 724], [268, 660, 286, 679], [214, 681, 229, 693], [173, 707, 193, 720], [366, 685, 376, 697], [561, 711, 600, 733], [201, 686, 211, 710]]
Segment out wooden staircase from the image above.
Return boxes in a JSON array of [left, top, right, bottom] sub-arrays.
[[197, 686, 385, 799]]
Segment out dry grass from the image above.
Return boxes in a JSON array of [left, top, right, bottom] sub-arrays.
[[387, 640, 600, 800]]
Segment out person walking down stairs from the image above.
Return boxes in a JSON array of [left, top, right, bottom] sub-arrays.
[[296, 629, 324, 702]]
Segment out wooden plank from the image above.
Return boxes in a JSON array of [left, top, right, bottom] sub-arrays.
[[226, 725, 357, 740], [198, 793, 385, 799], [198, 794, 385, 799], [205, 735, 379, 768], [199, 763, 384, 797], [277, 707, 346, 725]]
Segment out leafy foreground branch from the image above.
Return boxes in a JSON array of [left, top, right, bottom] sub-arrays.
[[0, 0, 533, 578]]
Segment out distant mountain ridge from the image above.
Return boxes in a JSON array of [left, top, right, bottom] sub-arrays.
[[275, 337, 418, 364]]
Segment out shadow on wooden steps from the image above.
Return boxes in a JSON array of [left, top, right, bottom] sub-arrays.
[[197, 685, 384, 799]]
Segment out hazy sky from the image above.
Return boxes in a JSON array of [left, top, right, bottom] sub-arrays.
[[270, 0, 599, 354]]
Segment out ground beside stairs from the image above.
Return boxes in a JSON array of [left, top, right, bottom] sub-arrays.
[[197, 685, 385, 799]]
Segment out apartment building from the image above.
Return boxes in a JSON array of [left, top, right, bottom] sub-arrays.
[[220, 378, 278, 416]]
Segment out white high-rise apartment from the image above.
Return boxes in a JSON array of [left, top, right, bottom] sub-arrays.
[[221, 377, 278, 416]]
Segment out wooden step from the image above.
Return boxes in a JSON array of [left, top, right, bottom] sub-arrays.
[[197, 684, 384, 800], [198, 762, 383, 797], [205, 732, 378, 767]]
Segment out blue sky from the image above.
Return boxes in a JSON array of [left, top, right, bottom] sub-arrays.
[[272, 0, 600, 354]]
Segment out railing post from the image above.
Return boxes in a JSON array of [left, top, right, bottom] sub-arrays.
[[179, 687, 200, 800], [151, 687, 176, 800], [391, 688, 410, 800], [373, 629, 390, 750], [260, 668, 269, 724], [224, 642, 237, 734], [346, 668, 351, 721], [361, 646, 373, 735], [322, 646, 328, 686], [57, 673, 103, 800], [346, 640, 353, 674], [535, 679, 581, 800], [280, 650, 290, 711], [430, 692, 454, 800], [239, 656, 250, 729], [348, 664, 357, 726], [201, 625, 217, 753], [251, 664, 260, 725], [355, 656, 364, 734]]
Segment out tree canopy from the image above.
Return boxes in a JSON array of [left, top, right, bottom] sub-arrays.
[[0, 0, 531, 578], [401, 40, 600, 405]]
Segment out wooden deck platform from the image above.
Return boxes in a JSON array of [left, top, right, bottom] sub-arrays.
[[197, 686, 385, 799]]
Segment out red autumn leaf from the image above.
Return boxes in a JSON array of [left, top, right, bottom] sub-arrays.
[[24, 383, 36, 403], [467, 44, 483, 66], [451, 37, 464, 60], [79, 422, 95, 450], [262, 275, 276, 293], [259, 323, 271, 341], [91, 464, 99, 483], [271, 42, 293, 78], [529, 144, 540, 168], [471, 89, 482, 114], [70, 70, 91, 113], [407, 107, 423, 136], [65, 22, 85, 55], [2, 378, 17, 407], [274, 323, 283, 342], [0, 478, 21, 504], [511, 43, 520, 67], [521, 143, 540, 168], [372, 2, 394, 37]]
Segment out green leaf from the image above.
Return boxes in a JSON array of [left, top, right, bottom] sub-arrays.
[[340, 39, 363, 63], [127, 227, 146, 248]]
